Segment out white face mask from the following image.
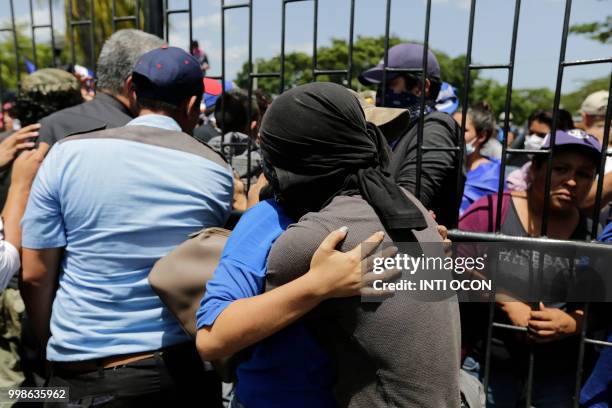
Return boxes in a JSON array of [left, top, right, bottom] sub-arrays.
[[524, 133, 545, 150], [465, 139, 476, 156]]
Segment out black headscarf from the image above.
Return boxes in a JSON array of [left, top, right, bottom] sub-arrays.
[[260, 82, 427, 241]]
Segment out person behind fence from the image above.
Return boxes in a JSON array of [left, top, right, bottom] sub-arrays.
[[20, 45, 233, 407], [195, 82, 444, 408], [460, 101, 503, 216], [579, 90, 612, 225], [459, 129, 603, 407], [359, 42, 463, 228], [209, 89, 263, 180], [505, 108, 574, 172], [37, 29, 164, 147]]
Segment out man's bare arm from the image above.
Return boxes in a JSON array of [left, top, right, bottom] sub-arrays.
[[20, 247, 62, 346]]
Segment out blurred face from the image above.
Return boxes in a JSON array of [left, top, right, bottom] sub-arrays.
[[528, 120, 550, 138], [530, 150, 597, 211]]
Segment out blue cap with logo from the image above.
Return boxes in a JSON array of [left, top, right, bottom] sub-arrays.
[[541, 129, 602, 161], [132, 45, 204, 105], [359, 43, 441, 86]]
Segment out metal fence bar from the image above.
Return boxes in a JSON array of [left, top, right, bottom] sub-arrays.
[[164, 0, 193, 50], [380, 0, 392, 107], [112, 0, 140, 32], [8, 0, 20, 91], [346, 0, 355, 88], [68, 0, 96, 70], [541, 0, 573, 237], [414, 0, 432, 200]]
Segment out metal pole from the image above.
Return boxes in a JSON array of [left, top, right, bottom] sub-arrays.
[[9, 0, 20, 90], [541, 0, 573, 237], [347, 0, 355, 88], [280, 1, 287, 93], [415, 0, 432, 199], [381, 0, 392, 107], [144, 0, 164, 38], [494, 0, 522, 231], [29, 0, 38, 68]]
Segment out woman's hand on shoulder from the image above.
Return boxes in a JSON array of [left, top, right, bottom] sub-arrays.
[[304, 227, 399, 300]]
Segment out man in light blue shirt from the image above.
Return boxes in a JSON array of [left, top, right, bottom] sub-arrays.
[[20, 46, 232, 406]]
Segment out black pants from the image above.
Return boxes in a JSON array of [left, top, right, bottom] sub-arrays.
[[45, 343, 222, 408]]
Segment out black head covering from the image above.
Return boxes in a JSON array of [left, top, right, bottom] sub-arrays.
[[260, 82, 427, 241]]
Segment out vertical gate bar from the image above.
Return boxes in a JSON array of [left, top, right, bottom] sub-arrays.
[[9, 0, 20, 90], [494, 0, 521, 232], [590, 75, 612, 238], [188, 0, 193, 52], [164, 0, 169, 42], [457, 0, 476, 228], [312, 0, 318, 82], [541, 0, 572, 237], [29, 0, 38, 68], [381, 0, 391, 107], [483, 246, 501, 393], [112, 0, 117, 32], [49, 0, 56, 67], [415, 0, 432, 200], [525, 348, 535, 407], [573, 303, 590, 407], [89, 0, 96, 71], [346, 0, 355, 88], [69, 0, 76, 67], [246, 0, 253, 191], [280, 1, 287, 93], [136, 0, 141, 29], [221, 0, 226, 140]]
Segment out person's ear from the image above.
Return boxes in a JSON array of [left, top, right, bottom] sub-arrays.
[[186, 95, 199, 117], [250, 120, 257, 131], [424, 78, 431, 97]]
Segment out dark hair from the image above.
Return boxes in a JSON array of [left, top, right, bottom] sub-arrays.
[[136, 97, 181, 116], [214, 89, 260, 134], [468, 101, 496, 139], [10, 89, 83, 126], [191, 40, 199, 49], [133, 72, 201, 114], [528, 109, 574, 131]]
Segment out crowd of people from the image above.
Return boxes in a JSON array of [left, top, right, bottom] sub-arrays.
[[0, 29, 610, 408]]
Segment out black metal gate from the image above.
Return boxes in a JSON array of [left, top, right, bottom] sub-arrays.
[[0, 1, 610, 407]]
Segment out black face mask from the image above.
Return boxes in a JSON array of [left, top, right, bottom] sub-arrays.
[[376, 87, 433, 121]]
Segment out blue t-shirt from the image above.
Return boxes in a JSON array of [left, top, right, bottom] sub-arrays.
[[460, 157, 504, 216], [197, 200, 335, 408], [21, 114, 234, 361]]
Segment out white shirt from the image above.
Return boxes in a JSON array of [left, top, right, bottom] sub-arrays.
[[0, 217, 21, 292]]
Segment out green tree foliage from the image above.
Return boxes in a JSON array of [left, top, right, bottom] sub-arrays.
[[0, 23, 54, 92], [561, 76, 610, 115], [236, 35, 552, 124], [570, 15, 611, 44], [66, 0, 142, 68]]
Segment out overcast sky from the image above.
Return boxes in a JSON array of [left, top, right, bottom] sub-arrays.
[[2, 0, 610, 93]]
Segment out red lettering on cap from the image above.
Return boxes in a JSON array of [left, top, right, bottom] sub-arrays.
[[184, 59, 190, 64], [156, 63, 162, 69]]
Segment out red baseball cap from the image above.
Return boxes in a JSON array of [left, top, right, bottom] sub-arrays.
[[203, 77, 222, 96]]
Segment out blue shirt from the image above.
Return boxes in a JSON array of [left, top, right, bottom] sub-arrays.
[[197, 200, 335, 408], [22, 114, 233, 361], [460, 157, 504, 216]]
